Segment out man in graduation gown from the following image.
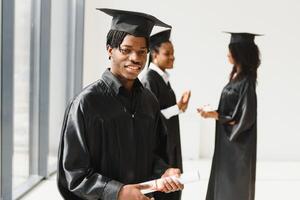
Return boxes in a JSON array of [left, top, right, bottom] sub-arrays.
[[57, 8, 183, 200], [142, 29, 191, 200]]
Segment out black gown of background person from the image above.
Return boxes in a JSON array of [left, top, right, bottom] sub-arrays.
[[57, 69, 169, 200], [142, 69, 182, 200], [206, 77, 257, 200]]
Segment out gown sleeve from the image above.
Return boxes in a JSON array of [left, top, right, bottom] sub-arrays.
[[57, 100, 123, 200], [218, 81, 257, 142], [151, 112, 170, 178]]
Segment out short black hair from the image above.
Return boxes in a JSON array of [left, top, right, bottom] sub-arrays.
[[106, 29, 150, 49], [106, 29, 128, 49]]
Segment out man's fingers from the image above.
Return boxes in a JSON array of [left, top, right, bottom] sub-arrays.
[[163, 177, 184, 193], [172, 177, 184, 190], [163, 178, 173, 192], [157, 178, 171, 193], [166, 177, 178, 191]]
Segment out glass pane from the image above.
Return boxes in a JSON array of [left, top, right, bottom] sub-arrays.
[[48, 1, 69, 173], [0, 0, 2, 195], [13, 0, 32, 188]]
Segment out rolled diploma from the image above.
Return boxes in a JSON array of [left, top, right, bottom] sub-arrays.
[[202, 105, 214, 112], [140, 170, 200, 194]]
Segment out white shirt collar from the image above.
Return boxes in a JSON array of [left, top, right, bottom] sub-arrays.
[[149, 63, 170, 84]]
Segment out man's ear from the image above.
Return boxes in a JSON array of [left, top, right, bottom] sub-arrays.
[[107, 45, 113, 60]]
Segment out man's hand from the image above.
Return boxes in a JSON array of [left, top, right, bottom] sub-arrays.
[[156, 168, 184, 193], [177, 90, 191, 112], [118, 184, 154, 200], [162, 168, 181, 178]]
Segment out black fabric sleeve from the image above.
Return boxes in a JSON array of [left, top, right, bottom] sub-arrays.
[[229, 82, 257, 141], [218, 81, 257, 142], [152, 112, 170, 178], [57, 100, 123, 200]]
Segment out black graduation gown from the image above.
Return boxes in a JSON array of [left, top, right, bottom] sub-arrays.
[[57, 69, 169, 200], [142, 69, 182, 200], [206, 77, 257, 200]]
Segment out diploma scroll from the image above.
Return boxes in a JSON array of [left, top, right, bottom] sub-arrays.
[[140, 170, 201, 194], [202, 104, 214, 112]]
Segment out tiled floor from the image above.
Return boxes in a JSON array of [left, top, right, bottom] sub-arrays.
[[21, 159, 300, 199]]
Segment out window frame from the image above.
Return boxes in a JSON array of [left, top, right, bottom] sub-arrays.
[[1, 0, 84, 199]]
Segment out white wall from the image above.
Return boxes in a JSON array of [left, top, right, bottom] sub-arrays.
[[84, 0, 300, 161]]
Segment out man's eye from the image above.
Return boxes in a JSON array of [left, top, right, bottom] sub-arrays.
[[120, 48, 131, 54]]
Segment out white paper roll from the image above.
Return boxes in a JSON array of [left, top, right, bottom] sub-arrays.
[[202, 104, 214, 112]]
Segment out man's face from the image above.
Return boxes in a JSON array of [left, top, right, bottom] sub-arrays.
[[108, 34, 148, 81]]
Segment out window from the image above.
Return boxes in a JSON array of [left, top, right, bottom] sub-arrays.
[[13, 0, 32, 189], [1, 0, 84, 198]]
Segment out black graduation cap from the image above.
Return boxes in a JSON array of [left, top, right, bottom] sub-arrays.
[[224, 32, 263, 44], [97, 8, 172, 37], [149, 29, 171, 50]]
